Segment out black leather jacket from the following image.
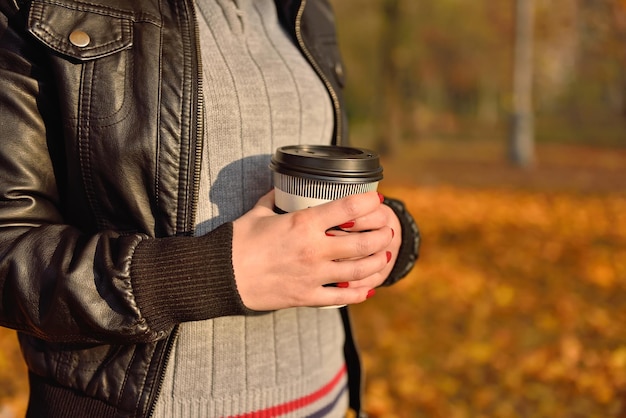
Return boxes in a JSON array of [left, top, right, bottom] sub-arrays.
[[0, 0, 418, 416]]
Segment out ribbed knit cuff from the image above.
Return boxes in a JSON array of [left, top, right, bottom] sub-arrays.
[[130, 223, 255, 333], [383, 197, 420, 286]]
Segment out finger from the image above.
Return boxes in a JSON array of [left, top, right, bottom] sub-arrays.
[[255, 189, 276, 210], [308, 285, 377, 307], [334, 205, 390, 232], [320, 248, 391, 285], [325, 226, 394, 261], [331, 270, 386, 291], [307, 191, 383, 230]]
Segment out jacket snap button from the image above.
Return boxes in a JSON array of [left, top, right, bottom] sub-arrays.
[[334, 62, 344, 79], [69, 30, 90, 48]]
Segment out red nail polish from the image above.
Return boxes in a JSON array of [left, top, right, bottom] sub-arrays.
[[386, 251, 392, 262], [339, 220, 355, 229], [325, 231, 335, 236], [378, 192, 384, 203], [337, 282, 350, 288], [366, 289, 376, 299]]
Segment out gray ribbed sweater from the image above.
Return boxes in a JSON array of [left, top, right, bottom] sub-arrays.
[[152, 1, 348, 416]]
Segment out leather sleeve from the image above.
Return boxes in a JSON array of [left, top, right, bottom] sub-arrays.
[[0, 2, 250, 345]]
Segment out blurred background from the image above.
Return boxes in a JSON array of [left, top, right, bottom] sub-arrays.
[[1, 0, 626, 417], [329, 0, 626, 417]]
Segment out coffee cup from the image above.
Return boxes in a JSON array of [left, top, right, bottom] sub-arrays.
[[269, 144, 383, 308]]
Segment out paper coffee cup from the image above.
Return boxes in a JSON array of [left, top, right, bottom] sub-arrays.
[[270, 144, 384, 308]]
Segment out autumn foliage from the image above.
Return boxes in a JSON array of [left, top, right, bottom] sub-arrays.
[[1, 145, 625, 417], [351, 182, 626, 417]]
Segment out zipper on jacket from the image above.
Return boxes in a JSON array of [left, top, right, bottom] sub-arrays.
[[145, 325, 179, 418], [294, 0, 343, 145], [183, 8, 204, 235], [146, 0, 204, 416], [188, 1, 204, 234]]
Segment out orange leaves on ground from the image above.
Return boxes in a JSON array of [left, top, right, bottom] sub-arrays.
[[352, 184, 626, 418]]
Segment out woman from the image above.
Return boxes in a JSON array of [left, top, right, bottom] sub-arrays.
[[0, 0, 419, 416]]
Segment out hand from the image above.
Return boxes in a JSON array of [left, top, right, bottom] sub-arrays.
[[232, 190, 396, 311]]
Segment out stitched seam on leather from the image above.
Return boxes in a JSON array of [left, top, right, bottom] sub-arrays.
[[35, 0, 161, 25], [77, 62, 107, 231], [88, 49, 134, 123], [153, 6, 164, 231]]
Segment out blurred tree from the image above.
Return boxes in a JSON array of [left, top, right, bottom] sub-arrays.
[[376, 0, 402, 155], [610, 0, 626, 121], [331, 0, 626, 152], [533, 0, 578, 111], [509, 0, 535, 167], [331, 0, 514, 148]]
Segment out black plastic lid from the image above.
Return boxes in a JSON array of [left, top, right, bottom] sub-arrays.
[[270, 145, 383, 183]]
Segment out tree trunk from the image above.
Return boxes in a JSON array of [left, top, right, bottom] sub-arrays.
[[376, 0, 402, 156], [509, 0, 535, 167]]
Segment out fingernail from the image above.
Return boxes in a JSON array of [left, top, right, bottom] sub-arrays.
[[336, 282, 350, 288], [339, 220, 355, 229], [325, 231, 335, 236], [378, 192, 384, 203], [366, 289, 376, 299], [386, 251, 392, 262], [391, 228, 395, 238]]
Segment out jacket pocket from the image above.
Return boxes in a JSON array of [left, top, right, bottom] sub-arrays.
[[27, 0, 136, 124], [27, 0, 133, 61]]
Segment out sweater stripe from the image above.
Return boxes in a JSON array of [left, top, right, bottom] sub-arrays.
[[226, 364, 347, 418], [307, 381, 349, 418]]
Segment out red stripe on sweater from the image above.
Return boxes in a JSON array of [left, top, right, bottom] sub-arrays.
[[226, 364, 347, 418]]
